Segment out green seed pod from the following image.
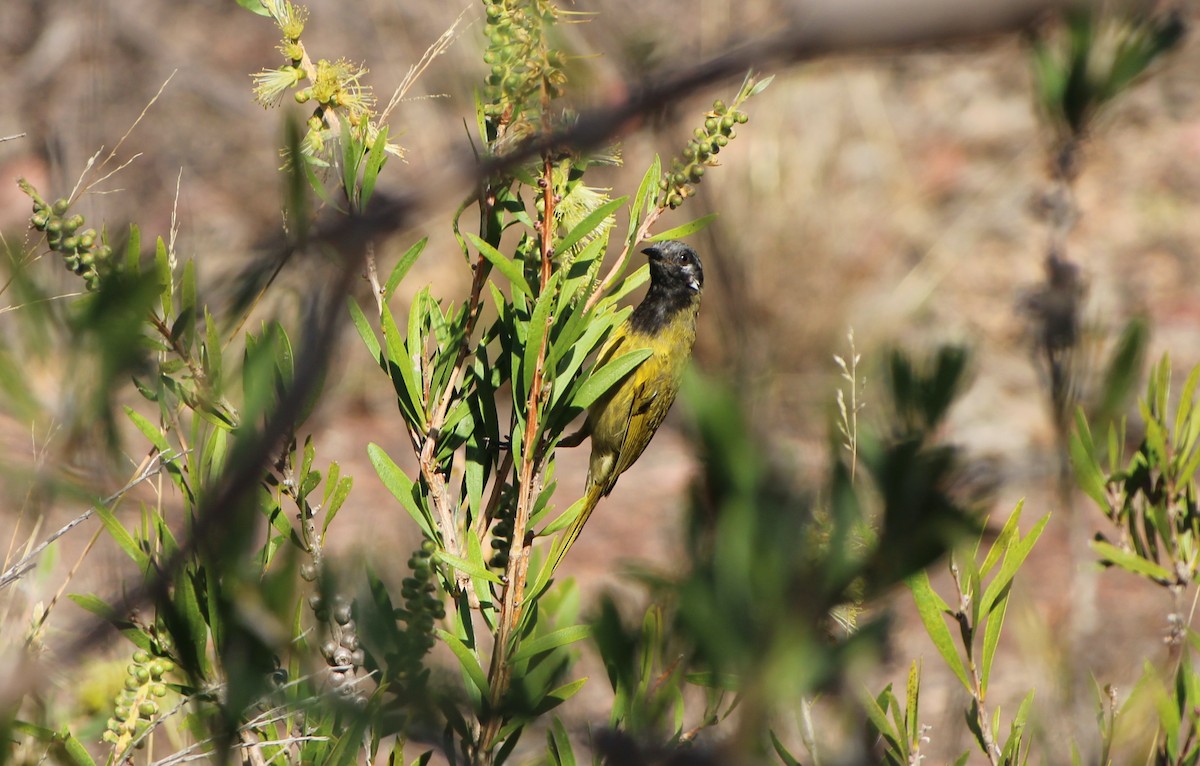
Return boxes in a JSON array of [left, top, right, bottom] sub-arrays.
[[295, 90, 311, 104], [736, 111, 749, 124], [689, 165, 705, 182], [727, 128, 736, 140], [124, 676, 141, 691], [138, 701, 158, 719], [148, 661, 165, 679], [715, 134, 729, 146], [106, 718, 122, 733], [62, 235, 80, 251], [63, 214, 85, 232], [102, 730, 119, 744], [713, 99, 726, 114], [721, 115, 736, 131], [693, 127, 707, 141], [46, 218, 63, 234], [79, 232, 96, 249], [31, 213, 48, 229], [668, 193, 684, 209], [132, 665, 150, 683], [51, 198, 69, 216], [114, 705, 130, 722], [420, 539, 435, 554], [704, 117, 718, 133], [151, 683, 168, 698], [96, 244, 113, 260]]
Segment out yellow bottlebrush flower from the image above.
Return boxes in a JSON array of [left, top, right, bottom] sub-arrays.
[[252, 65, 305, 108]]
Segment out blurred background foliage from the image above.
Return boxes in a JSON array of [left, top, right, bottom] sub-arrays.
[[1, 0, 1199, 764]]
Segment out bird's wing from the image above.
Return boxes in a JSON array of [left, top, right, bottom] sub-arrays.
[[610, 377, 672, 484]]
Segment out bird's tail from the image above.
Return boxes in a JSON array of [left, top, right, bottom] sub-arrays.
[[544, 480, 606, 577]]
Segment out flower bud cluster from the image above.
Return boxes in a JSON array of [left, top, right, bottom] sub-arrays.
[[660, 99, 749, 210], [481, 0, 566, 121], [488, 485, 518, 570], [396, 540, 444, 677], [309, 586, 368, 708], [102, 649, 174, 752], [21, 180, 115, 290]]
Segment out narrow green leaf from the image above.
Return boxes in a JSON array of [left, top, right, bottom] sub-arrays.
[[384, 237, 429, 299], [360, 125, 389, 208], [862, 687, 904, 758], [908, 570, 971, 692], [980, 500, 1023, 577], [512, 625, 593, 662], [367, 444, 437, 541], [1070, 411, 1109, 509], [322, 475, 353, 535], [905, 660, 921, 745], [436, 629, 491, 699], [94, 503, 149, 569], [124, 406, 170, 453], [468, 233, 532, 296], [572, 349, 652, 411], [1092, 539, 1173, 582], [646, 213, 718, 242], [521, 272, 559, 398], [980, 509, 1048, 618], [434, 550, 503, 585], [547, 717, 576, 766], [555, 196, 627, 257], [980, 586, 1009, 699], [769, 730, 803, 766], [348, 298, 381, 361], [381, 302, 426, 430]]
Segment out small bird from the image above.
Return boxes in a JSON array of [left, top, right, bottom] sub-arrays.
[[548, 240, 704, 572]]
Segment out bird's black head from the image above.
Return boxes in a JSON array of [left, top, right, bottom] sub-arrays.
[[643, 241, 703, 295]]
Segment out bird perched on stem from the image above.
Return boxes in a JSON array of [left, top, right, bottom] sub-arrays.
[[548, 240, 704, 572]]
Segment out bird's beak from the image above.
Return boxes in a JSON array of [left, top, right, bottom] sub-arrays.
[[641, 245, 662, 261]]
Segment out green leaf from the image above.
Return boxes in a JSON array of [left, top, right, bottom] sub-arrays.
[[1092, 539, 1173, 582], [434, 550, 504, 585], [94, 503, 150, 570], [235, 0, 271, 15], [360, 125, 389, 208], [908, 570, 971, 692], [381, 301, 426, 430], [905, 660, 921, 745], [747, 73, 775, 97], [322, 475, 353, 535], [367, 444, 437, 541], [769, 730, 803, 766], [1069, 410, 1109, 509], [980, 585, 1009, 699], [980, 508, 1048, 619], [512, 625, 593, 662], [571, 349, 652, 411], [556, 196, 627, 257], [384, 237, 429, 299], [647, 213, 718, 242], [521, 272, 560, 399], [468, 233, 532, 296], [125, 406, 170, 453], [436, 629, 491, 699], [862, 687, 904, 758], [349, 298, 381, 361], [547, 717, 576, 766], [630, 156, 661, 230]]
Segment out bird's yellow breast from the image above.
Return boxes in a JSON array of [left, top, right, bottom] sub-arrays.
[[585, 302, 698, 495]]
